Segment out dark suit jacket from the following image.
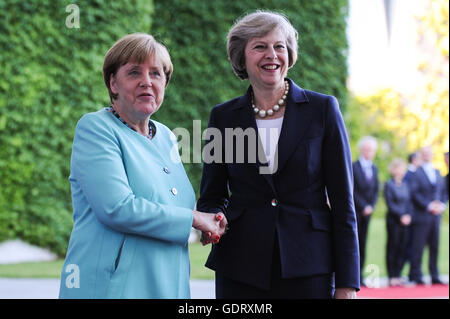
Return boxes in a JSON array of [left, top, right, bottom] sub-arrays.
[[384, 179, 411, 222], [403, 169, 415, 184], [409, 166, 446, 223], [197, 78, 360, 291], [445, 174, 449, 203], [352, 161, 379, 215]]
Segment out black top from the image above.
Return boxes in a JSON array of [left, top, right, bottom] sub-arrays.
[[384, 179, 411, 222]]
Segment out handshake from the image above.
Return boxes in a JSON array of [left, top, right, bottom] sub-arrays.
[[192, 210, 228, 245]]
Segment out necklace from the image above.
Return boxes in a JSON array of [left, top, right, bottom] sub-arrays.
[[251, 80, 289, 118], [107, 106, 156, 140]]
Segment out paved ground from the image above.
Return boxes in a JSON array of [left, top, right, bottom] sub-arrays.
[[0, 240, 57, 264], [0, 278, 215, 299]]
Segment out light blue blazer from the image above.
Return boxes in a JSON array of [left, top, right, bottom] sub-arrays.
[[59, 108, 195, 299]]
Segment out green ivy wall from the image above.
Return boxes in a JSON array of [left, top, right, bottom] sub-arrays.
[[0, 0, 348, 255]]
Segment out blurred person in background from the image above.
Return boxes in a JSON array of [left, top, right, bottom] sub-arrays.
[[402, 151, 422, 271], [384, 159, 411, 286], [404, 152, 422, 183], [444, 152, 449, 199], [408, 146, 447, 285], [59, 33, 226, 299], [352, 136, 379, 286]]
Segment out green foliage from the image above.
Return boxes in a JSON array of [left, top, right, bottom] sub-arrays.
[[345, 90, 410, 183], [345, 91, 409, 219], [0, 0, 348, 255], [151, 0, 349, 193], [346, 90, 450, 220], [0, 0, 153, 255]]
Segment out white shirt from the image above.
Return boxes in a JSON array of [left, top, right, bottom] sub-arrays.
[[422, 162, 436, 184], [256, 117, 284, 174], [359, 156, 373, 180]]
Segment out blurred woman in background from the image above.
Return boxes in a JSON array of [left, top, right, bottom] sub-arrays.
[[384, 158, 411, 286]]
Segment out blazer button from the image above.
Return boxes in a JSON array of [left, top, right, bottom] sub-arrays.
[[171, 187, 178, 196], [271, 199, 278, 207], [163, 167, 170, 174]]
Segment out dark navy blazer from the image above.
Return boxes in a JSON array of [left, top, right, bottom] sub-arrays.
[[409, 166, 446, 223], [352, 161, 379, 215], [197, 78, 360, 291]]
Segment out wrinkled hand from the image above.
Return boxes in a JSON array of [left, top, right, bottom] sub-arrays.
[[192, 211, 228, 245]]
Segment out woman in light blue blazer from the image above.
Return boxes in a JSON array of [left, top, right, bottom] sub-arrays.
[[59, 33, 227, 299]]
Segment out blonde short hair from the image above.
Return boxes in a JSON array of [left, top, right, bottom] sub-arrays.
[[388, 158, 407, 176], [103, 33, 173, 102], [227, 10, 299, 79]]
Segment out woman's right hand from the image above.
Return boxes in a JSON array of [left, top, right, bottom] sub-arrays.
[[192, 211, 227, 245]]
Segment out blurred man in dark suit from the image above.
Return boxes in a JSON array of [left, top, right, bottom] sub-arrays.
[[402, 151, 422, 267], [444, 152, 449, 200], [408, 146, 447, 285], [353, 136, 379, 286], [404, 152, 422, 184]]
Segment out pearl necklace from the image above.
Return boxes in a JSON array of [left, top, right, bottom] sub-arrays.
[[251, 80, 289, 118]]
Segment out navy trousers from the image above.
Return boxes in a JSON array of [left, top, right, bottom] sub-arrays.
[[215, 235, 334, 299], [409, 215, 441, 282], [356, 212, 371, 283], [386, 215, 410, 278]]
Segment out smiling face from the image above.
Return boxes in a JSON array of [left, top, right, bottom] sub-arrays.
[[110, 56, 166, 118], [244, 27, 289, 89]]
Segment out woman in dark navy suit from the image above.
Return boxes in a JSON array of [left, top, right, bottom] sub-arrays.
[[197, 11, 360, 299]]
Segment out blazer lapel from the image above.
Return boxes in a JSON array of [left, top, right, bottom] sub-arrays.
[[230, 89, 277, 193], [355, 161, 366, 185], [229, 79, 310, 191], [418, 166, 436, 188], [274, 79, 310, 175]]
